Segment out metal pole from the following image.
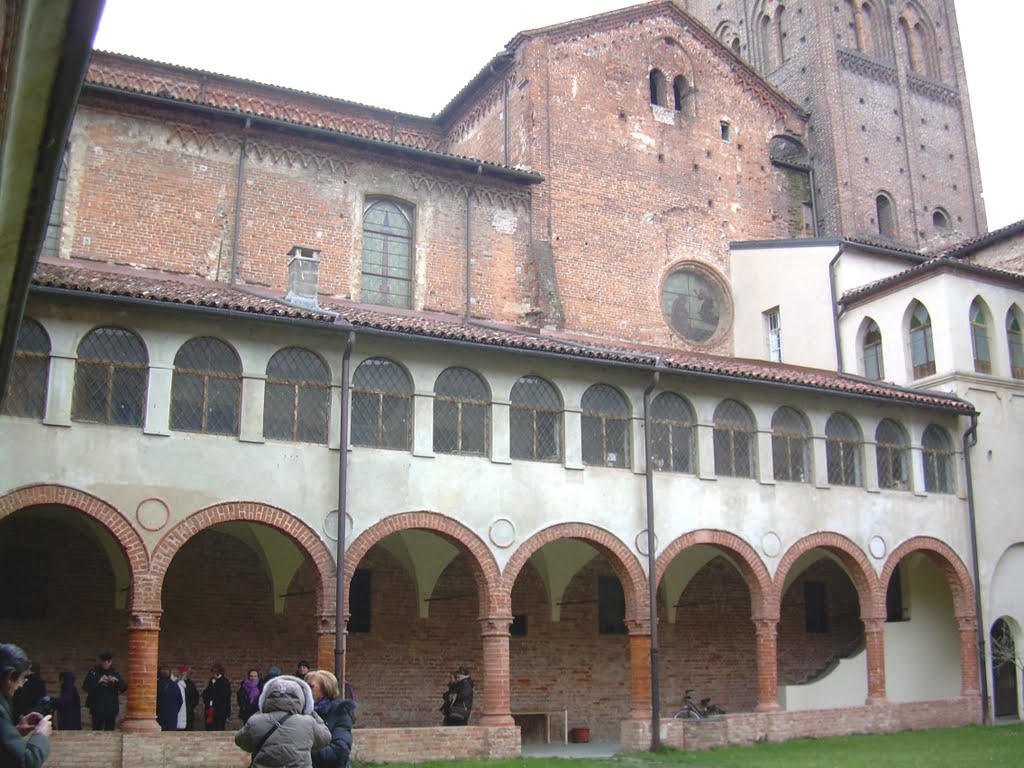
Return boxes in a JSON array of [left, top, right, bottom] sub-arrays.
[[335, 331, 356, 683], [643, 369, 661, 750]]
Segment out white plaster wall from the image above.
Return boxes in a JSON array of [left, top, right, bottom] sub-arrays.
[[1, 297, 974, 582], [778, 649, 867, 710]]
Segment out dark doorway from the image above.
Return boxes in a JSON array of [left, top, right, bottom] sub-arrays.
[[991, 619, 1020, 718]]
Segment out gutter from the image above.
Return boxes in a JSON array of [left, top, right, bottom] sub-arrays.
[[335, 331, 356, 686], [828, 243, 847, 371], [643, 366, 662, 750], [962, 413, 988, 724]]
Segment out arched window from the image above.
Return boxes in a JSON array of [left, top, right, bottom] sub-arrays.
[[862, 319, 884, 380], [969, 299, 991, 373], [72, 327, 148, 427], [510, 375, 562, 462], [875, 419, 910, 490], [759, 13, 776, 70], [932, 208, 951, 232], [351, 357, 412, 450], [263, 347, 330, 443], [713, 399, 756, 478], [1007, 308, 1024, 380], [649, 69, 667, 107], [433, 367, 489, 456], [649, 392, 695, 473], [581, 384, 630, 469], [909, 302, 936, 378], [170, 337, 241, 435], [776, 5, 787, 63], [825, 412, 862, 486], [362, 198, 413, 309], [876, 193, 896, 238], [673, 75, 690, 113], [1, 317, 50, 418], [772, 406, 810, 483], [922, 425, 955, 493]]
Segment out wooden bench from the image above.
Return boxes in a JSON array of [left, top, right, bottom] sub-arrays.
[[511, 709, 568, 744]]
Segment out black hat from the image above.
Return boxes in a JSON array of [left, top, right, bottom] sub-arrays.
[[98, 652, 113, 661], [298, 660, 311, 668], [457, 665, 470, 676]]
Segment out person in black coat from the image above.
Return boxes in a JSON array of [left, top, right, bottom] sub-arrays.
[[201, 664, 231, 731], [11, 663, 45, 721], [82, 652, 127, 731], [177, 668, 200, 730], [1, 643, 51, 768], [155, 668, 183, 731], [305, 670, 355, 768], [49, 671, 82, 730], [236, 668, 260, 724], [443, 666, 473, 726]]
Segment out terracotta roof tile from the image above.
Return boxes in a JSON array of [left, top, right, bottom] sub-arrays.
[[31, 260, 973, 414], [841, 254, 1024, 305]]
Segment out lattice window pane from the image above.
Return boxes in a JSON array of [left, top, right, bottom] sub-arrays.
[[175, 337, 240, 374], [826, 413, 862, 486], [434, 368, 488, 456], [581, 415, 604, 466], [459, 402, 487, 455], [876, 419, 909, 490], [206, 378, 240, 435], [264, 348, 329, 444], [605, 419, 629, 468], [922, 425, 954, 493], [582, 384, 630, 468], [351, 391, 380, 447], [73, 327, 148, 427], [171, 338, 241, 435], [362, 199, 413, 308], [380, 394, 410, 450], [170, 374, 205, 432], [510, 376, 562, 462], [714, 400, 755, 478], [651, 393, 694, 474], [352, 358, 411, 450], [433, 399, 460, 453], [772, 407, 810, 482]]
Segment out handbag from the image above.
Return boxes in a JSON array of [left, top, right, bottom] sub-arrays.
[[205, 704, 215, 726], [448, 697, 469, 722]]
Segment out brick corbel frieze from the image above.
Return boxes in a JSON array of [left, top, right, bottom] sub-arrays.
[[836, 48, 898, 85], [168, 124, 353, 175], [407, 172, 530, 213], [906, 72, 960, 106]]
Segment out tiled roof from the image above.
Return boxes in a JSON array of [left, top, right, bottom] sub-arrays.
[[31, 260, 973, 414], [840, 254, 1024, 305], [940, 218, 1024, 259]]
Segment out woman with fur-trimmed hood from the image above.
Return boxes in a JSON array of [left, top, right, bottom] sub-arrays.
[[235, 675, 331, 768]]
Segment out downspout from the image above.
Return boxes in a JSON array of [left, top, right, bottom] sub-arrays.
[[643, 366, 661, 750], [466, 166, 482, 323], [335, 331, 357, 685], [962, 413, 988, 723], [828, 242, 847, 372], [231, 116, 252, 288]]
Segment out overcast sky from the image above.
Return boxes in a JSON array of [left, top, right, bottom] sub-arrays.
[[93, 0, 1021, 231]]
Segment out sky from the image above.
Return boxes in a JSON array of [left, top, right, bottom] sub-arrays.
[[92, 1, 1022, 231]]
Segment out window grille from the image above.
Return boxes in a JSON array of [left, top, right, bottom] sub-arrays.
[[361, 198, 413, 308], [351, 358, 412, 450], [862, 320, 884, 379], [969, 299, 991, 374], [713, 399, 755, 478], [922, 425, 954, 493], [765, 308, 782, 362], [1, 318, 50, 419], [581, 384, 630, 468], [825, 413, 862, 486], [875, 419, 909, 490], [433, 367, 489, 456], [772, 406, 810, 483], [909, 303, 935, 378], [72, 327, 148, 427], [649, 392, 695, 474], [1008, 311, 1024, 380], [263, 347, 330, 444], [170, 337, 241, 435], [509, 375, 562, 462]]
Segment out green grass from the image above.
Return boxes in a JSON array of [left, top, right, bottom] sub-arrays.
[[361, 723, 1024, 768]]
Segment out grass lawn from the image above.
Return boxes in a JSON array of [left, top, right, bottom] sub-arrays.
[[362, 723, 1024, 768]]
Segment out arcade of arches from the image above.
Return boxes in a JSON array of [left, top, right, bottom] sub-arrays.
[[0, 484, 979, 741]]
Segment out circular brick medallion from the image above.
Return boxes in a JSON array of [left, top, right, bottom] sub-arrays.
[[489, 518, 516, 548], [136, 497, 170, 531]]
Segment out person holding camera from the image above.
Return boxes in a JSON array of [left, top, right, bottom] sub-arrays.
[[1, 643, 52, 767], [82, 652, 127, 731]]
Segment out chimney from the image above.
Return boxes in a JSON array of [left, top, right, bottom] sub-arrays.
[[286, 246, 320, 310]]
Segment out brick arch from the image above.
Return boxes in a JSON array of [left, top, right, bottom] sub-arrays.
[[655, 529, 774, 619], [500, 523, 649, 628], [773, 532, 883, 619], [881, 536, 975, 618], [0, 483, 150, 597], [345, 511, 501, 616], [149, 502, 336, 616]]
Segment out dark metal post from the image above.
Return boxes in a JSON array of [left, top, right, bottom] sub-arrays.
[[335, 331, 356, 683], [643, 369, 661, 750]]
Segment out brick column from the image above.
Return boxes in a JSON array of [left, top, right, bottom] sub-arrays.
[[956, 614, 981, 696], [121, 609, 161, 732], [316, 609, 336, 674], [628, 631, 651, 719], [476, 615, 514, 726], [754, 618, 780, 711], [863, 617, 887, 703]]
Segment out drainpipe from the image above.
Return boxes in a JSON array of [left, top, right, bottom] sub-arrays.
[[643, 366, 661, 750], [335, 331, 356, 685], [827, 242, 847, 372], [231, 116, 251, 288], [962, 413, 988, 723]]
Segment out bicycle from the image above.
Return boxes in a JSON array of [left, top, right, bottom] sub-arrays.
[[673, 689, 725, 719]]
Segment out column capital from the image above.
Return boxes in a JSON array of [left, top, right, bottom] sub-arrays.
[[128, 610, 162, 631]]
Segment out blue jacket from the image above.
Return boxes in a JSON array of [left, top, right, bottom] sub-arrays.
[[311, 697, 355, 768]]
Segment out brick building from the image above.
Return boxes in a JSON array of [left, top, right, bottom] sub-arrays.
[[1, 2, 1021, 766]]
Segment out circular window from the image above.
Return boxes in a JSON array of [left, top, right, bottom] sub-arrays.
[[661, 263, 731, 343]]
